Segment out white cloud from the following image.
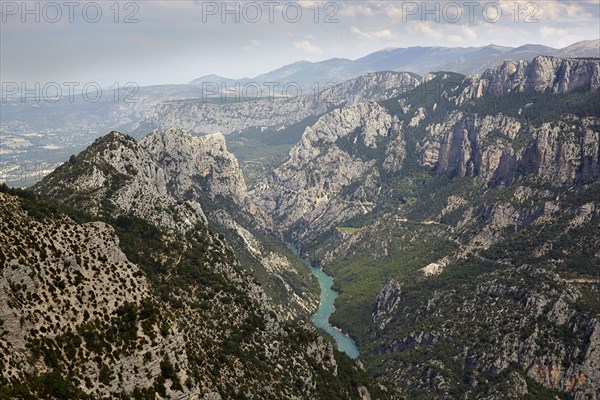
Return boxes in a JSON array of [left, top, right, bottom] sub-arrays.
[[385, 6, 404, 18], [456, 25, 477, 41], [293, 40, 323, 55], [512, 0, 593, 22], [351, 26, 393, 39], [242, 39, 261, 52], [539, 26, 579, 48], [413, 22, 443, 39], [540, 26, 567, 38], [339, 4, 375, 18], [296, 0, 317, 8]]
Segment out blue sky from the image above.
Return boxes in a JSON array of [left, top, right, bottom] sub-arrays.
[[1, 0, 599, 86]]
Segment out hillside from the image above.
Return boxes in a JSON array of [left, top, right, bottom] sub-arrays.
[[1, 173, 386, 398], [252, 56, 600, 399]]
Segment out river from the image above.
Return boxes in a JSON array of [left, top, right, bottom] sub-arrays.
[[292, 248, 360, 359]]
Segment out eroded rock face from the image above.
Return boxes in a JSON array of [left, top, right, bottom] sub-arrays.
[[418, 114, 600, 186], [33, 128, 316, 319], [34, 128, 257, 233], [253, 57, 599, 248], [253, 102, 403, 243], [143, 72, 420, 135], [34, 130, 208, 231], [460, 56, 600, 100], [319, 71, 420, 105], [141, 129, 247, 206], [306, 335, 338, 376], [371, 267, 600, 400], [372, 279, 402, 330]]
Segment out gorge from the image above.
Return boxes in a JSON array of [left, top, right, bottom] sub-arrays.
[[1, 54, 599, 399]]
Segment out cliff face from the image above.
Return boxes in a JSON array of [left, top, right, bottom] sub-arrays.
[[249, 56, 600, 399], [371, 267, 600, 400], [139, 72, 420, 136], [418, 113, 600, 185], [141, 129, 248, 206], [418, 57, 600, 186], [35, 129, 248, 219], [319, 71, 420, 105], [33, 128, 317, 319], [254, 57, 600, 245], [461, 56, 600, 100], [254, 102, 404, 243]]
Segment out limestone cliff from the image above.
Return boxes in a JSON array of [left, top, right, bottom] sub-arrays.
[[254, 102, 404, 243], [460, 56, 600, 101], [140, 72, 420, 136], [418, 113, 600, 185], [33, 128, 317, 319]]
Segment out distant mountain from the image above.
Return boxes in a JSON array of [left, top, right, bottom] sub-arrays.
[[189, 39, 600, 86], [252, 58, 355, 86], [555, 39, 600, 58], [189, 74, 251, 86]]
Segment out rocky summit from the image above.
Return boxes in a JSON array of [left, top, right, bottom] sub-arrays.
[[1, 54, 599, 400]]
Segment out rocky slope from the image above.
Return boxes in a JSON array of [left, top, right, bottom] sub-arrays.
[[370, 267, 600, 400], [254, 102, 404, 243], [1, 185, 389, 399], [138, 72, 420, 137], [33, 128, 316, 320], [251, 56, 600, 399], [255, 57, 600, 245], [418, 112, 600, 185], [462, 56, 600, 99]]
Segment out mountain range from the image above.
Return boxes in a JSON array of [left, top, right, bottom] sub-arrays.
[[189, 39, 600, 87], [2, 54, 599, 399]]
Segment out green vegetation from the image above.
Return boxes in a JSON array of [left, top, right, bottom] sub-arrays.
[[226, 114, 324, 187], [0, 371, 92, 400], [465, 88, 600, 126]]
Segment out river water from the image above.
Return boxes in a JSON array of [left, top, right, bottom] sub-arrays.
[[292, 248, 360, 359]]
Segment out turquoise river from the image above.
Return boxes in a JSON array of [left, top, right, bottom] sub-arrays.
[[292, 248, 360, 359]]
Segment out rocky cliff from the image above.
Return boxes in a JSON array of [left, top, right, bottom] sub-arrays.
[[418, 113, 600, 185], [33, 128, 317, 319], [371, 266, 600, 400], [137, 72, 420, 136], [249, 56, 600, 399], [460, 56, 600, 100], [1, 186, 386, 399], [257, 57, 599, 246], [254, 102, 404, 243]]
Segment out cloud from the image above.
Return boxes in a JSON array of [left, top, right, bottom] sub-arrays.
[[243, 39, 261, 52], [412, 22, 443, 39], [351, 26, 393, 39], [460, 26, 477, 40], [539, 26, 567, 38], [339, 4, 375, 18], [501, 0, 594, 22], [385, 6, 404, 18], [293, 40, 323, 55], [296, 0, 317, 8]]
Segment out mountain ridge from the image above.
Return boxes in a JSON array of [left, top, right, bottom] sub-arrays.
[[189, 39, 600, 86]]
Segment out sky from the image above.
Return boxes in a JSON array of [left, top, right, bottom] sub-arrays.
[[1, 0, 599, 86]]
